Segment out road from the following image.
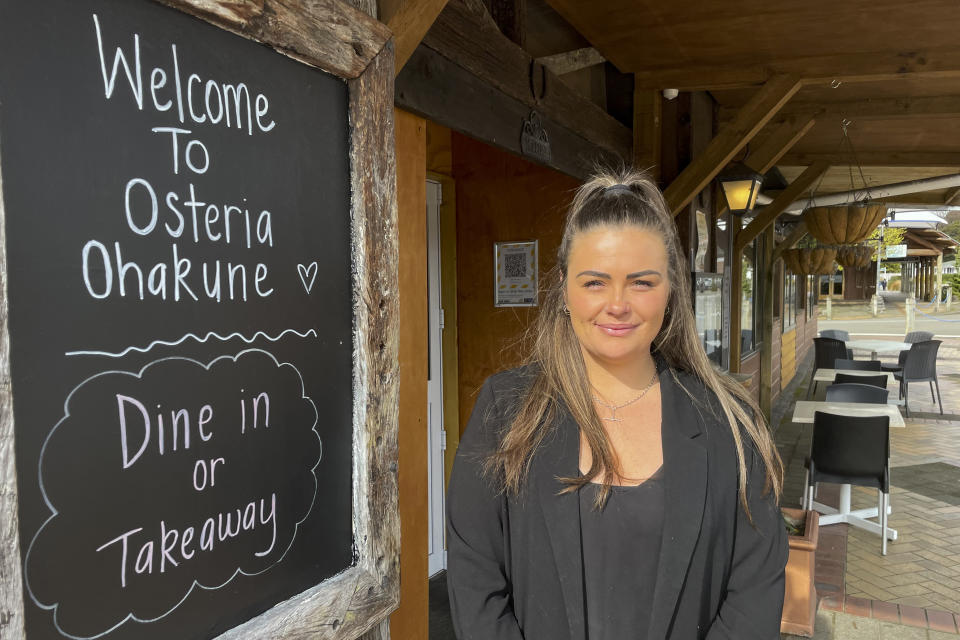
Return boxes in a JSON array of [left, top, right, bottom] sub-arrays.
[[819, 311, 960, 337]]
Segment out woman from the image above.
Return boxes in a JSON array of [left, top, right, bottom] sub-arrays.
[[446, 169, 787, 639]]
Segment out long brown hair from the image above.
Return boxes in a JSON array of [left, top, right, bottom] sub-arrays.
[[486, 168, 783, 513]]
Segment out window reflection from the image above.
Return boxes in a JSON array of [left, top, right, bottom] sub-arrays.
[[694, 273, 723, 366], [741, 242, 756, 354]]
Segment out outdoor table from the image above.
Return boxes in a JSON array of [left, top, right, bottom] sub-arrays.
[[806, 368, 902, 403], [807, 368, 896, 398], [845, 339, 911, 360], [791, 400, 901, 540]]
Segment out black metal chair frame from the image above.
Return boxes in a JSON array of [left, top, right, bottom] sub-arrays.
[[803, 411, 891, 555], [895, 339, 944, 417], [808, 337, 851, 398]]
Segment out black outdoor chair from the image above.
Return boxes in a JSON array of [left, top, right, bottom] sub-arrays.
[[905, 331, 935, 343], [809, 337, 851, 397], [826, 383, 890, 404], [820, 330, 851, 341], [820, 330, 854, 358], [803, 412, 891, 554], [835, 359, 883, 371], [895, 340, 944, 417], [834, 373, 888, 389], [882, 331, 935, 372]]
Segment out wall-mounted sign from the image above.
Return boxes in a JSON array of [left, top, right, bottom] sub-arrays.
[[885, 244, 908, 259], [520, 111, 552, 164], [495, 241, 538, 307]]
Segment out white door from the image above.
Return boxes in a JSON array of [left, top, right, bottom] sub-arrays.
[[426, 179, 447, 576]]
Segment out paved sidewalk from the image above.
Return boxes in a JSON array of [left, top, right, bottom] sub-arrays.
[[790, 610, 960, 639], [779, 334, 960, 638]]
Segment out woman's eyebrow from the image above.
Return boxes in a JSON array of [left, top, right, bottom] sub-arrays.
[[627, 270, 661, 279], [576, 270, 610, 278]]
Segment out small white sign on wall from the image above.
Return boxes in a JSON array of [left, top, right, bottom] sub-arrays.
[[495, 241, 538, 307]]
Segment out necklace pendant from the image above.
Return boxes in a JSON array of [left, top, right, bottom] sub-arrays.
[[603, 415, 622, 422]]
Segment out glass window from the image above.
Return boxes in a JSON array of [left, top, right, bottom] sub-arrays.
[[783, 273, 797, 330], [806, 275, 816, 320], [694, 273, 724, 366], [741, 241, 756, 355]]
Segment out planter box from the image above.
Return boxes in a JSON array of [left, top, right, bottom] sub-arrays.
[[781, 508, 820, 637]]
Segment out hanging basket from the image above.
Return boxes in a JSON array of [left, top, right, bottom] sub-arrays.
[[782, 248, 837, 276], [803, 204, 887, 245], [836, 245, 874, 269]]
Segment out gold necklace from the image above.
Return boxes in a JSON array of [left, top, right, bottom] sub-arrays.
[[592, 371, 659, 422]]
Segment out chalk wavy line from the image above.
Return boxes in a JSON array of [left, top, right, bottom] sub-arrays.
[[65, 328, 319, 358]]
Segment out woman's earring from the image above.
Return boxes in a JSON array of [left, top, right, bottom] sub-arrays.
[[563, 304, 570, 316]]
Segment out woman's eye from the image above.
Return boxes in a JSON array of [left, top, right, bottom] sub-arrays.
[[632, 280, 653, 289], [584, 280, 604, 288]]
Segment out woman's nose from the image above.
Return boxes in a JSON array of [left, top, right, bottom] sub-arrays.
[[605, 290, 629, 315]]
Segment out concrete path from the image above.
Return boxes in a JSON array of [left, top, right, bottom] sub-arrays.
[[793, 610, 960, 639]]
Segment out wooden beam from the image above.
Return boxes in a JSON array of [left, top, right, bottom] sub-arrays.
[[747, 116, 817, 174], [633, 49, 960, 91], [945, 186, 960, 205], [779, 151, 960, 167], [387, 0, 451, 75], [721, 95, 960, 124], [905, 230, 942, 252], [422, 0, 632, 160], [537, 47, 606, 76], [633, 88, 662, 181], [486, 0, 526, 47], [396, 45, 621, 178], [773, 221, 809, 262], [158, 0, 392, 79], [662, 74, 802, 216], [736, 161, 830, 253]]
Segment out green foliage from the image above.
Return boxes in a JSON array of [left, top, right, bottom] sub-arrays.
[[869, 226, 907, 259], [942, 220, 960, 243], [945, 272, 960, 298]]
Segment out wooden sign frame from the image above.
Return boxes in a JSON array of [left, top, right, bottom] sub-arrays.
[[0, 1, 399, 639]]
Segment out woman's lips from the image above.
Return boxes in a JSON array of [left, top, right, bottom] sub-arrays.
[[596, 323, 637, 337]]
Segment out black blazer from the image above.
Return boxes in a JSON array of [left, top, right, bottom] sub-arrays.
[[446, 364, 788, 640]]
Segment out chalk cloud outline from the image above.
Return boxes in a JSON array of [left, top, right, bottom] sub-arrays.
[[23, 347, 322, 640]]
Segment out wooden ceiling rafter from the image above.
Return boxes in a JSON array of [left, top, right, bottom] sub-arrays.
[[387, 0, 451, 74], [905, 230, 943, 252], [735, 161, 830, 253], [779, 151, 960, 167], [720, 95, 960, 124], [631, 48, 960, 91], [662, 74, 803, 216], [747, 116, 818, 174], [536, 47, 605, 75]]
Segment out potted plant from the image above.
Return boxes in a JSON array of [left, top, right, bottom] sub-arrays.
[[781, 508, 820, 637]]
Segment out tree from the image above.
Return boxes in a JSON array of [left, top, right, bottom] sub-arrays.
[[942, 219, 960, 243], [869, 226, 906, 260]]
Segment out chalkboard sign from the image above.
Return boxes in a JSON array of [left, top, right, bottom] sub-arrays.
[[0, 1, 399, 639]]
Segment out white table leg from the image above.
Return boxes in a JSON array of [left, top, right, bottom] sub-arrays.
[[810, 484, 898, 540]]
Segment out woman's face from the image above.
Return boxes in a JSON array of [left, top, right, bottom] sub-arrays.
[[564, 224, 670, 370]]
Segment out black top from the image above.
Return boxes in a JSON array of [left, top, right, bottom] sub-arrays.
[[579, 468, 665, 640]]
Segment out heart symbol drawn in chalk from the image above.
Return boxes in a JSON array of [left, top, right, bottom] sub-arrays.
[[298, 262, 318, 294]]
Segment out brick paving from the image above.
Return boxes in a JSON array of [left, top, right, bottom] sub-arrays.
[[778, 335, 960, 638]]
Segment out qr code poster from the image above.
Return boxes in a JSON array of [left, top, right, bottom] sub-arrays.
[[495, 241, 539, 307]]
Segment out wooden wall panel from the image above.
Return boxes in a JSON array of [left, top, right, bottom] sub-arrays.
[[740, 352, 761, 404], [452, 132, 578, 432], [781, 328, 797, 390], [390, 109, 429, 640]]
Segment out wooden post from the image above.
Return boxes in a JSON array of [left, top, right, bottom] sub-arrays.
[[662, 74, 802, 216], [729, 218, 743, 373], [634, 88, 663, 182], [759, 225, 776, 419], [937, 252, 944, 311]]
